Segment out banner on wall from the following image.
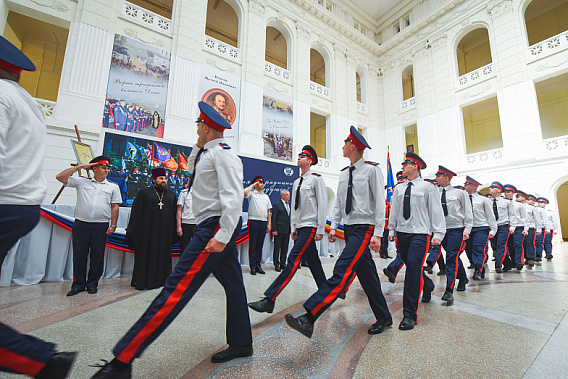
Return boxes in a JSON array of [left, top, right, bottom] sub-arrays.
[[197, 65, 241, 143], [262, 87, 294, 162], [103, 34, 171, 138]]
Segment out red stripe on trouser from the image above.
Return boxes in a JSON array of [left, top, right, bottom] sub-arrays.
[[415, 235, 431, 315], [450, 240, 466, 289], [271, 228, 316, 300], [247, 220, 252, 265], [482, 234, 490, 269], [532, 232, 537, 259], [311, 226, 373, 316], [0, 348, 46, 376], [117, 249, 211, 363], [499, 226, 510, 266], [521, 235, 525, 264], [344, 271, 357, 293]]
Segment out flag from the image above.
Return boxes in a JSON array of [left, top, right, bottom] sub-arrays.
[[163, 158, 178, 171], [126, 141, 140, 161], [152, 142, 171, 162], [146, 143, 152, 161], [386, 149, 395, 204], [178, 152, 188, 172]]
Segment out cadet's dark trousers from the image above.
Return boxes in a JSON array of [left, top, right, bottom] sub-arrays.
[[426, 244, 446, 270], [523, 228, 536, 261], [508, 227, 526, 265], [395, 232, 434, 321], [535, 228, 545, 258], [0, 205, 55, 376], [248, 219, 267, 270], [380, 228, 389, 257], [386, 244, 405, 277], [465, 226, 489, 273], [71, 220, 108, 291], [442, 228, 467, 292], [179, 223, 196, 254], [544, 231, 553, 256], [494, 224, 510, 269], [272, 231, 290, 268], [113, 217, 251, 364], [265, 227, 326, 301], [303, 225, 390, 322]]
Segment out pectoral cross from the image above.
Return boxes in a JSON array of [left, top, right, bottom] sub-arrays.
[[158, 201, 163, 210]]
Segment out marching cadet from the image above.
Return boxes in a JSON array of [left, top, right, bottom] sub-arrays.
[[433, 166, 473, 302], [463, 176, 497, 280], [387, 152, 445, 330], [523, 194, 543, 268], [285, 127, 392, 337], [248, 145, 331, 314], [509, 189, 530, 270], [382, 172, 408, 283], [533, 196, 551, 261], [538, 197, 556, 260], [488, 182, 517, 273]]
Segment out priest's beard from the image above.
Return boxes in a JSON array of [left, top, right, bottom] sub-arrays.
[[154, 182, 168, 191]]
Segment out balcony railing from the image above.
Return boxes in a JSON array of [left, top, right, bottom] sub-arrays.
[[122, 1, 171, 34], [465, 147, 503, 165], [204, 35, 240, 62], [400, 97, 416, 112], [357, 102, 367, 113], [456, 63, 495, 89], [541, 135, 568, 159], [310, 81, 331, 98], [35, 98, 56, 118], [264, 61, 291, 82], [527, 30, 568, 63]]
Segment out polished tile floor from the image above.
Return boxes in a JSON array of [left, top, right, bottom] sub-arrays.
[[2, 244, 568, 378]]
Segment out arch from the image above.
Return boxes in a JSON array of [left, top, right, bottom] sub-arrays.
[[401, 64, 414, 101], [310, 43, 331, 87], [205, 0, 243, 48], [523, 0, 568, 47], [549, 175, 568, 240], [454, 25, 493, 77], [356, 66, 367, 103], [265, 20, 293, 70]]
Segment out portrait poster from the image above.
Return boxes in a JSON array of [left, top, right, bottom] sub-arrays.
[[102, 132, 191, 206], [197, 65, 241, 143], [262, 87, 294, 161], [71, 140, 94, 165], [103, 34, 171, 138]]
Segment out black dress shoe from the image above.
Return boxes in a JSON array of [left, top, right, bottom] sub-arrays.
[[285, 313, 314, 338], [423, 262, 433, 274], [495, 267, 503, 273], [441, 290, 454, 302], [368, 316, 393, 334], [472, 270, 481, 280], [66, 287, 85, 297], [250, 267, 256, 275], [337, 290, 346, 300], [527, 260, 535, 268], [480, 270, 485, 279], [437, 270, 445, 276], [398, 316, 417, 330], [383, 268, 396, 283], [467, 264, 475, 269], [275, 265, 281, 272], [36, 351, 77, 379], [87, 287, 98, 294], [547, 254, 553, 260], [211, 344, 253, 363], [301, 262, 309, 267], [256, 267, 266, 274], [516, 263, 524, 270], [248, 297, 275, 313], [90, 359, 132, 378], [421, 289, 431, 303], [457, 278, 469, 291], [535, 257, 542, 262]]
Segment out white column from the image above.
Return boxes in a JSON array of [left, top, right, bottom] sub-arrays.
[[0, 0, 8, 34]]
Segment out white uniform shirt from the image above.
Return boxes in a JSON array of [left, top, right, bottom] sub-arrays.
[[66, 176, 121, 223], [291, 170, 327, 235], [546, 208, 558, 231], [177, 188, 197, 224], [187, 139, 243, 244], [492, 196, 518, 232], [247, 189, 271, 221], [469, 192, 497, 236], [0, 80, 46, 205], [330, 159, 385, 237], [440, 185, 473, 234], [512, 200, 529, 231], [389, 177, 446, 241], [524, 203, 542, 229], [534, 206, 549, 231]]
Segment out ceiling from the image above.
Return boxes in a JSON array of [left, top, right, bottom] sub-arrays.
[[346, 0, 403, 23]]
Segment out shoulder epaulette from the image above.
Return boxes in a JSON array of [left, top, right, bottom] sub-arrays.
[[341, 166, 349, 171], [219, 142, 231, 150], [312, 172, 321, 177], [365, 161, 379, 166]]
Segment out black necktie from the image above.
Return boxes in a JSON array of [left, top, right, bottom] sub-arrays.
[[493, 198, 499, 220], [285, 201, 289, 215], [187, 147, 205, 191], [441, 188, 448, 217], [345, 166, 355, 214], [295, 177, 303, 210], [403, 182, 412, 220], [469, 194, 473, 208]]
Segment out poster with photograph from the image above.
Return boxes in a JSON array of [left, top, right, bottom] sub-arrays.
[[103, 34, 171, 138], [197, 65, 241, 143], [262, 87, 293, 161]]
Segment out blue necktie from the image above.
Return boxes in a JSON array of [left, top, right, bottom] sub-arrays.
[[345, 166, 355, 214], [403, 182, 412, 220], [441, 188, 448, 217]]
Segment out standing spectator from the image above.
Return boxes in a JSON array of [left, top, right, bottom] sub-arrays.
[[244, 175, 272, 275], [271, 190, 291, 271], [177, 187, 197, 254]]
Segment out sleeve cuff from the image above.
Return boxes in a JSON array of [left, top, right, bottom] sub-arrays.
[[433, 232, 445, 241], [214, 229, 231, 244]]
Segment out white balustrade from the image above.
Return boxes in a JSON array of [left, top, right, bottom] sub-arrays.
[[400, 97, 416, 112], [264, 61, 292, 82], [35, 98, 56, 118], [541, 135, 568, 159], [309, 81, 331, 98], [204, 36, 240, 62], [465, 147, 503, 165], [456, 63, 495, 89], [527, 31, 568, 63], [357, 102, 367, 113], [123, 1, 172, 34]]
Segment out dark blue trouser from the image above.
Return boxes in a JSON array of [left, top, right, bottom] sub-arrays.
[[0, 205, 55, 376], [304, 225, 390, 323], [544, 231, 553, 256], [248, 219, 267, 269], [395, 232, 434, 321], [508, 227, 525, 265], [442, 228, 466, 291], [272, 231, 290, 268], [494, 224, 510, 269], [465, 226, 489, 273], [523, 228, 536, 261], [535, 228, 545, 258], [386, 252, 405, 277], [426, 244, 446, 270], [265, 227, 326, 301], [113, 217, 252, 364], [72, 220, 108, 290], [380, 228, 389, 256]]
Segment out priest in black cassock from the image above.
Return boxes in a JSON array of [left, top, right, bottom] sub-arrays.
[[126, 167, 177, 290]]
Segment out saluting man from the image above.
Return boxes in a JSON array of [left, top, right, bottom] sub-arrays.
[[91, 101, 252, 377], [248, 145, 329, 314], [285, 127, 391, 338], [489, 181, 518, 273], [244, 175, 272, 275]]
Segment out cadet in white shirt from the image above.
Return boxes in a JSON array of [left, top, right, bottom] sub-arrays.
[[92, 101, 253, 377], [244, 175, 272, 275], [533, 196, 551, 261], [56, 155, 121, 296], [285, 127, 391, 338], [538, 197, 556, 259], [508, 189, 530, 270], [463, 176, 497, 280], [388, 152, 445, 330], [248, 145, 330, 315], [176, 188, 197, 253], [524, 194, 543, 267], [488, 181, 517, 273]]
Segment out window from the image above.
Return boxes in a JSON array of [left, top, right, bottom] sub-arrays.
[[310, 112, 327, 159], [405, 124, 419, 155], [206, 0, 239, 48], [127, 0, 173, 18], [265, 26, 288, 70], [310, 48, 326, 86], [525, 0, 568, 46], [462, 97, 503, 154], [401, 65, 415, 101], [536, 72, 568, 139], [456, 28, 492, 76]]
